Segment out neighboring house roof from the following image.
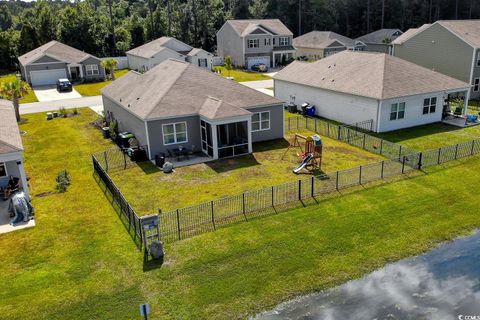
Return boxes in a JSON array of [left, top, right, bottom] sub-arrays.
[[391, 24, 431, 45], [0, 99, 23, 154], [187, 48, 213, 57], [127, 36, 212, 59], [355, 28, 403, 44], [225, 19, 293, 37], [436, 20, 480, 48], [273, 51, 469, 100], [18, 40, 97, 66], [293, 31, 364, 49], [101, 59, 282, 120]]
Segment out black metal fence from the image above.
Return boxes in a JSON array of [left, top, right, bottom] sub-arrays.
[[94, 147, 136, 172]]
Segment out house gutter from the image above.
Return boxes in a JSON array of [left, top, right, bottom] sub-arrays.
[[375, 99, 381, 133], [144, 121, 153, 160]]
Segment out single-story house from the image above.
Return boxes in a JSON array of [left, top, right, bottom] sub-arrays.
[[274, 51, 470, 132], [18, 40, 105, 86], [355, 28, 403, 53], [0, 100, 30, 200], [126, 37, 213, 72], [293, 31, 366, 60], [102, 59, 284, 161]]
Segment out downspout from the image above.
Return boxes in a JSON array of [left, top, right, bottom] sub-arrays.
[[144, 120, 153, 160], [468, 47, 477, 100], [375, 99, 382, 133]]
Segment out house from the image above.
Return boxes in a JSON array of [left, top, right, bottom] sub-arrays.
[[0, 100, 30, 200], [273, 51, 470, 133], [392, 20, 480, 99], [18, 40, 105, 86], [216, 19, 295, 69], [101, 59, 284, 161], [293, 31, 366, 60], [126, 37, 213, 72], [355, 29, 403, 53]]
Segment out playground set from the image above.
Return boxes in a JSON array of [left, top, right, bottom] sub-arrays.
[[282, 133, 323, 174]]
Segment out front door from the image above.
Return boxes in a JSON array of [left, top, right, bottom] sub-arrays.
[[200, 120, 213, 157], [70, 67, 80, 80]]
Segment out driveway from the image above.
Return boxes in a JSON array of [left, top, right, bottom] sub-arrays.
[[33, 85, 82, 102], [240, 79, 274, 90]]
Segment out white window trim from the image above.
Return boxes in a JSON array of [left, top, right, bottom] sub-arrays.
[[423, 97, 437, 115], [248, 39, 259, 48], [0, 162, 7, 177], [474, 78, 480, 92], [252, 111, 270, 132], [279, 37, 289, 46], [389, 102, 405, 121], [477, 52, 480, 67], [85, 64, 99, 76], [162, 121, 188, 145]]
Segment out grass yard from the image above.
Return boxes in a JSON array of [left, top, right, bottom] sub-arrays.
[[214, 66, 271, 82], [74, 69, 129, 96], [109, 129, 385, 213], [2, 108, 480, 319], [374, 122, 480, 151], [0, 73, 38, 103]]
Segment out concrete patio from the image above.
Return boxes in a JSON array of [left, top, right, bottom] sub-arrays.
[[0, 199, 35, 235], [442, 116, 480, 128]]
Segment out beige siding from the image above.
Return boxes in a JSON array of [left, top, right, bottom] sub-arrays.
[[393, 23, 473, 83]]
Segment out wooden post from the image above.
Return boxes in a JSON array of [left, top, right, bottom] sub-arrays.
[[176, 209, 181, 240], [211, 201, 216, 230]]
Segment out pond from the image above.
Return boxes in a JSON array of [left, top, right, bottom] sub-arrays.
[[253, 231, 480, 320]]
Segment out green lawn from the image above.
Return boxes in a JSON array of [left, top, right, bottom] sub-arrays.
[[1, 109, 480, 319], [74, 69, 129, 96], [110, 129, 384, 213], [0, 73, 38, 103], [214, 66, 271, 82]]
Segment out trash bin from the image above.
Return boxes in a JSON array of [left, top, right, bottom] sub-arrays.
[[306, 105, 316, 117], [102, 127, 110, 139], [127, 147, 147, 161], [118, 132, 135, 148], [301, 103, 309, 115], [155, 153, 166, 167], [287, 103, 297, 113]]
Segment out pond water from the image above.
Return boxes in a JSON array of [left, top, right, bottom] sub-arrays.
[[253, 232, 480, 320]]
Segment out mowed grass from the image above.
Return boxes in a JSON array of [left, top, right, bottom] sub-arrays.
[[1, 108, 480, 319], [214, 66, 271, 82], [0, 73, 38, 103], [374, 122, 480, 151], [74, 69, 129, 96], [110, 129, 384, 213]]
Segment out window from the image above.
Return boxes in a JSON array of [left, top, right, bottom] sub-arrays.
[[477, 52, 480, 67], [198, 58, 207, 68], [264, 38, 271, 46], [162, 122, 188, 145], [273, 38, 276, 45], [252, 111, 270, 131], [474, 78, 480, 92], [279, 37, 289, 46], [248, 39, 259, 48], [0, 163, 6, 177], [86, 64, 99, 76], [390, 102, 405, 120], [423, 97, 437, 114]]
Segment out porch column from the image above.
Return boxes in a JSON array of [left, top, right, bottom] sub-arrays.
[[79, 65, 84, 79], [247, 119, 253, 154], [67, 65, 71, 79], [463, 89, 471, 116], [212, 123, 219, 159], [16, 160, 29, 200]]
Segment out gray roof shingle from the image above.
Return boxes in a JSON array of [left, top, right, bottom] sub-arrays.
[[0, 100, 23, 154], [126, 37, 191, 58], [273, 51, 469, 100], [293, 31, 362, 49], [225, 19, 293, 36], [18, 40, 98, 66], [101, 59, 282, 120], [355, 29, 403, 44]]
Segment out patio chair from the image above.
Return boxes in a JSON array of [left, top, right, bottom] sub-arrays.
[[454, 107, 463, 117], [167, 149, 175, 160], [187, 145, 196, 158]]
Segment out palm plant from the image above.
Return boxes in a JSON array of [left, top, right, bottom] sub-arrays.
[[101, 58, 119, 80], [0, 79, 29, 122]]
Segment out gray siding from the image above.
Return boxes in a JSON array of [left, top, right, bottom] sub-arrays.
[[34, 55, 62, 63], [216, 23, 245, 67], [245, 34, 273, 54], [102, 96, 148, 149], [364, 43, 389, 53], [393, 23, 473, 84], [81, 56, 106, 81], [248, 104, 284, 142], [472, 48, 480, 99], [25, 62, 68, 83], [146, 115, 201, 159]]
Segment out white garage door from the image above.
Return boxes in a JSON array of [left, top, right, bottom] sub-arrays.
[[30, 69, 67, 86], [247, 56, 270, 70]]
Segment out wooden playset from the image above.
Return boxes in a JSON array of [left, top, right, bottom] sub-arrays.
[[282, 133, 323, 173]]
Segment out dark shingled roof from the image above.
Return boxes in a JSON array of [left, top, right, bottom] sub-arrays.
[[0, 99, 23, 154]]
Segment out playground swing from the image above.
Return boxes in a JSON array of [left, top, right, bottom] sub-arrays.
[[282, 133, 323, 174]]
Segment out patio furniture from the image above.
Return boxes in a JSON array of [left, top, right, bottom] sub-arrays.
[[454, 107, 463, 117], [172, 147, 190, 161]]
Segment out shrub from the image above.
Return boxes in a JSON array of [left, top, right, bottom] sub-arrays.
[[73, 108, 78, 115], [109, 119, 118, 141], [55, 169, 71, 193], [59, 107, 68, 118]]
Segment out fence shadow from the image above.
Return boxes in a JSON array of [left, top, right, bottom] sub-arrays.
[[372, 122, 464, 144], [136, 161, 161, 175]]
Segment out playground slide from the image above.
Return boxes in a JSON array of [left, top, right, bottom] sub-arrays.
[[293, 153, 314, 174]]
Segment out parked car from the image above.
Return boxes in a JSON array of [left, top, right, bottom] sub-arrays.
[[56, 79, 72, 92], [251, 63, 268, 72]]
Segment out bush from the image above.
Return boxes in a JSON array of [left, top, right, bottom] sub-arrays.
[[72, 108, 78, 115], [109, 119, 118, 141], [59, 107, 68, 118], [55, 169, 71, 193]]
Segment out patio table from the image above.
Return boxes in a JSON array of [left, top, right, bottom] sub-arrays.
[[172, 147, 190, 161]]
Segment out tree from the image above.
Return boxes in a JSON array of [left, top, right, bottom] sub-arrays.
[[0, 4, 12, 31], [101, 58, 118, 80], [0, 79, 29, 122], [249, 0, 268, 18], [224, 55, 233, 77]]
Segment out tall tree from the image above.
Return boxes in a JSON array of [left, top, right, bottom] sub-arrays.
[[0, 79, 29, 122], [0, 4, 12, 31], [249, 0, 268, 19]]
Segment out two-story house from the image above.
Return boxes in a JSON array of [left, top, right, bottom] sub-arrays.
[[293, 31, 366, 60], [392, 20, 480, 100], [216, 19, 295, 70]]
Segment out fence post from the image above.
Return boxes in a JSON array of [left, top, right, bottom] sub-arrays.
[[288, 117, 291, 132], [437, 147, 442, 164], [298, 180, 302, 200], [104, 151, 109, 172], [398, 145, 402, 158], [347, 128, 351, 143], [380, 140, 383, 155], [381, 160, 385, 178], [401, 156, 406, 173], [454, 144, 459, 159], [123, 152, 127, 169], [362, 133, 366, 149], [211, 201, 216, 230], [336, 171, 339, 190], [296, 117, 299, 130], [242, 192, 248, 221], [337, 126, 341, 140], [359, 165, 362, 184], [176, 209, 181, 240], [311, 176, 315, 197], [327, 122, 330, 137], [418, 152, 423, 170], [271, 186, 275, 207], [471, 140, 476, 155]]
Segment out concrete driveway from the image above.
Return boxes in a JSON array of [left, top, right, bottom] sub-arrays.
[[33, 85, 82, 102], [239, 79, 274, 90]]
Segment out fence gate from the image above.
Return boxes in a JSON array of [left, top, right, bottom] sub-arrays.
[[141, 214, 161, 253]]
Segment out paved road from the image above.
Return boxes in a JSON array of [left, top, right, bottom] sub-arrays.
[[240, 79, 274, 90], [20, 96, 103, 115]]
